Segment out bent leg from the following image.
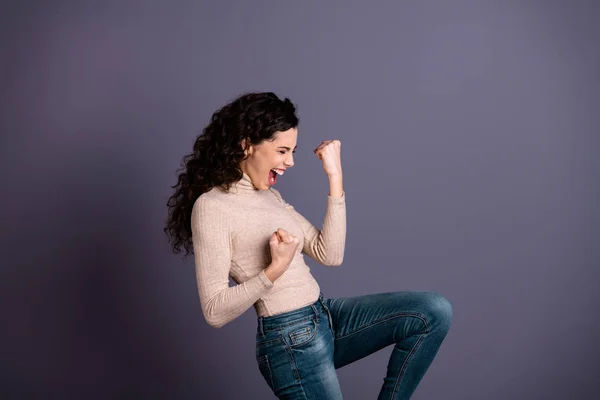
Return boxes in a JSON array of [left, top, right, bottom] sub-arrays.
[[325, 291, 452, 399]]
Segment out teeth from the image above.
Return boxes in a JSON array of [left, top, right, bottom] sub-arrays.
[[272, 169, 284, 175]]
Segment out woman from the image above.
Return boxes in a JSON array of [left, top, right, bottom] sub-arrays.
[[164, 92, 452, 399]]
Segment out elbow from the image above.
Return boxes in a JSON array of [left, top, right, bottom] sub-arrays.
[[202, 301, 227, 328], [204, 313, 226, 329], [326, 243, 345, 266], [328, 247, 345, 266], [323, 252, 344, 267], [327, 257, 344, 267], [206, 318, 225, 329]]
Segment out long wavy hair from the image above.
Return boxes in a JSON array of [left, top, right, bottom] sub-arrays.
[[164, 92, 299, 258]]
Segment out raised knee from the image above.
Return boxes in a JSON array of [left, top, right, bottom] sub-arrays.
[[425, 292, 452, 331]]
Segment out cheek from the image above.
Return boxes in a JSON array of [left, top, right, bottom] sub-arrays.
[[268, 153, 284, 166]]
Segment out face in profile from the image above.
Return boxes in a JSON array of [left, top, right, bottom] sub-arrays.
[[241, 127, 298, 190]]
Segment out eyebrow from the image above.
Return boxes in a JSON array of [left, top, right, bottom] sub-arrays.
[[278, 146, 297, 150]]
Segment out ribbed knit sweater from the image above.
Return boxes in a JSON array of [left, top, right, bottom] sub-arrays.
[[191, 172, 346, 328]]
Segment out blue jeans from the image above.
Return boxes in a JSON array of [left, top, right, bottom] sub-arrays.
[[255, 291, 452, 399]]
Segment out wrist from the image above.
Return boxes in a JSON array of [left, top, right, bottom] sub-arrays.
[[263, 267, 276, 283], [265, 261, 284, 282], [268, 260, 285, 270]]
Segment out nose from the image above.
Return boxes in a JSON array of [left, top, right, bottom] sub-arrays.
[[284, 153, 294, 168]]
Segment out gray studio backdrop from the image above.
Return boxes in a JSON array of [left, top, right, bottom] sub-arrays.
[[2, 1, 599, 399]]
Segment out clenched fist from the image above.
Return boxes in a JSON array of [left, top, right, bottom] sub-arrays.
[[314, 140, 342, 177], [264, 228, 301, 283]]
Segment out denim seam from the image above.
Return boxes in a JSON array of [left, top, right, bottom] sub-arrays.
[[259, 355, 275, 390], [283, 332, 311, 399], [391, 332, 425, 399], [334, 312, 429, 340], [288, 346, 309, 400], [283, 343, 302, 383]]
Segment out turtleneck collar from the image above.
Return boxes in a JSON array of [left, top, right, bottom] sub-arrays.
[[230, 172, 263, 193]]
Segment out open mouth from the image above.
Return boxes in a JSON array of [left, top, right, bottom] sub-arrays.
[[269, 168, 285, 185]]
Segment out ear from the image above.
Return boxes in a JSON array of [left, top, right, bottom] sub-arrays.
[[241, 138, 253, 156]]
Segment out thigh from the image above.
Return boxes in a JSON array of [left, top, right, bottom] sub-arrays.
[[326, 291, 448, 368], [256, 313, 343, 399]]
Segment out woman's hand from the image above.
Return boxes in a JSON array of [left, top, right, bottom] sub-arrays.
[[265, 228, 302, 282], [314, 140, 342, 177]]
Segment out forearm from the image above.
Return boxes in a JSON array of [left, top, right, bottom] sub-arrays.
[[302, 174, 346, 266], [270, 179, 346, 266], [200, 270, 274, 328]]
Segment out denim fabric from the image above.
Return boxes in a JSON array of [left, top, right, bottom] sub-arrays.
[[255, 291, 452, 399]]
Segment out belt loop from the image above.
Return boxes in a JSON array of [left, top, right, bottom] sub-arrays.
[[318, 295, 334, 334], [259, 317, 265, 336], [310, 304, 319, 322], [318, 295, 327, 312]]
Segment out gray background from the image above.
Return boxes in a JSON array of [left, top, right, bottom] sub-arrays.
[[2, 0, 599, 399]]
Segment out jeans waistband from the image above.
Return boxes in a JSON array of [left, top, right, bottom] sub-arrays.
[[258, 293, 329, 334]]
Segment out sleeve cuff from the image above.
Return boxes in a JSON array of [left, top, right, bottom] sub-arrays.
[[259, 269, 275, 288], [327, 191, 345, 203]]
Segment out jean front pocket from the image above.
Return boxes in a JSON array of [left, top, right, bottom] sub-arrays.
[[282, 318, 318, 348]]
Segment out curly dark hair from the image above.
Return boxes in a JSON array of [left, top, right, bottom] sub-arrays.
[[164, 92, 299, 258]]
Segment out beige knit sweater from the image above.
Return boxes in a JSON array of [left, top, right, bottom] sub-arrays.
[[191, 172, 346, 328]]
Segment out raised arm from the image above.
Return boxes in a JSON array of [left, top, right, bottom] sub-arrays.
[[191, 196, 274, 328], [270, 185, 346, 267]]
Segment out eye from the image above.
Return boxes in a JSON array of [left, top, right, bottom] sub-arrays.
[[279, 150, 296, 154]]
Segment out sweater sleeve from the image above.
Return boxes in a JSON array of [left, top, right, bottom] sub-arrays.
[[191, 195, 274, 328], [270, 188, 346, 267]]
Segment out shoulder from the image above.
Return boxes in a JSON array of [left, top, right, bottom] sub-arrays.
[[191, 190, 230, 220]]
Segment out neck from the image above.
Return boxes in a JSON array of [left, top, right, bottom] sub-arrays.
[[231, 171, 262, 193]]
